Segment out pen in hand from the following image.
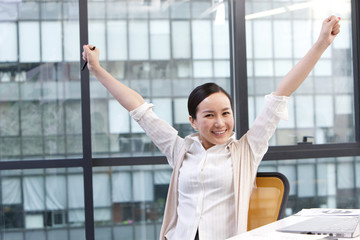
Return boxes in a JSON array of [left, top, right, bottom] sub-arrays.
[[81, 46, 96, 71]]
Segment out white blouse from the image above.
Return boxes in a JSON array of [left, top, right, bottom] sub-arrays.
[[176, 134, 236, 240]]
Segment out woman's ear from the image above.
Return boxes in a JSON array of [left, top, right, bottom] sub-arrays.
[[189, 116, 198, 130]]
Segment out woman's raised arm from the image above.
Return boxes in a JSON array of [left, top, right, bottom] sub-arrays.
[[82, 45, 145, 111], [274, 15, 341, 97]]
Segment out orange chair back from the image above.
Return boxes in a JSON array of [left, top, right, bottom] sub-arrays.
[[247, 172, 289, 231]]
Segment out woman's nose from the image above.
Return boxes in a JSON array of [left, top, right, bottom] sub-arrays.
[[214, 117, 224, 127]]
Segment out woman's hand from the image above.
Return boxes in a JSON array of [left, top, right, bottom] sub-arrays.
[[317, 15, 341, 47], [82, 44, 100, 71]]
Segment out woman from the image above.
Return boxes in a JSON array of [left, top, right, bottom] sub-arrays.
[[82, 15, 340, 240]]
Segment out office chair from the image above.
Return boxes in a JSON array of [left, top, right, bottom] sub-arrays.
[[247, 172, 290, 231]]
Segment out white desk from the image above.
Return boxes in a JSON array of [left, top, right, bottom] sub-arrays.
[[227, 215, 360, 240]]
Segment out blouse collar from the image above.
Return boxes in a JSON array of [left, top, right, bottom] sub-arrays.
[[184, 132, 236, 151]]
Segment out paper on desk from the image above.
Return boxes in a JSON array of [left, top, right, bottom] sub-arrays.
[[295, 208, 360, 217], [227, 231, 327, 240]]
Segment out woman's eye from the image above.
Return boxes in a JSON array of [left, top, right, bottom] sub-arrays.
[[205, 114, 214, 117], [223, 112, 230, 116]]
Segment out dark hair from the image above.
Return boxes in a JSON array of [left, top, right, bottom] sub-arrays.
[[187, 82, 232, 119]]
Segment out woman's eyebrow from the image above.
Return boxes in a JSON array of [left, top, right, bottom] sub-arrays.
[[201, 107, 231, 114], [201, 110, 214, 114]]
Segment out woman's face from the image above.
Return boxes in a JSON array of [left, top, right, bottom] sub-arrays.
[[189, 92, 234, 150]]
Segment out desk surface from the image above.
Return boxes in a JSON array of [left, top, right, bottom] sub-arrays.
[[227, 215, 360, 240]]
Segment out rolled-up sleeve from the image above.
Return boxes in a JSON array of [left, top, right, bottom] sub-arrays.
[[246, 93, 289, 165], [264, 93, 289, 121], [130, 102, 155, 121], [130, 102, 183, 167]]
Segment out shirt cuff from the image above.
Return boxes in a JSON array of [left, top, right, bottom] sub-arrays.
[[129, 102, 154, 121], [265, 93, 290, 121]]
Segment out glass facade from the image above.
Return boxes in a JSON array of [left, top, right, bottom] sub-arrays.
[[0, 0, 359, 239], [246, 0, 355, 146], [0, 168, 85, 239], [93, 165, 172, 240], [89, 0, 232, 157], [0, 0, 82, 160], [259, 156, 360, 216]]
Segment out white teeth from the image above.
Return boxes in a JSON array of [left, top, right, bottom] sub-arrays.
[[214, 130, 225, 134]]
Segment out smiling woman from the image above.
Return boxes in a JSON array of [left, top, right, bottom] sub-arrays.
[[81, 15, 340, 239]]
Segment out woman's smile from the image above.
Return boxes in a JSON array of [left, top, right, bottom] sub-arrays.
[[212, 129, 227, 135]]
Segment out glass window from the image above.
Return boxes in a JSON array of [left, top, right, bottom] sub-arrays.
[[64, 21, 80, 62], [192, 20, 212, 59], [0, 23, 17, 62], [253, 20, 273, 58], [109, 99, 130, 134], [107, 21, 128, 61], [90, 0, 231, 157], [150, 20, 170, 60], [88, 2, 105, 20], [41, 2, 62, 20], [172, 21, 191, 59], [171, 1, 191, 19], [193, 61, 213, 78], [153, 98, 173, 125], [89, 21, 107, 61], [246, 0, 355, 145], [0, 0, 82, 161], [259, 156, 360, 215], [93, 174, 111, 223], [214, 60, 230, 77], [106, 2, 127, 19], [68, 174, 85, 223], [0, 169, 85, 237], [213, 23, 230, 59], [41, 22, 63, 62], [19, 22, 41, 62], [94, 166, 172, 239], [273, 20, 292, 58], [19, 2, 40, 20], [129, 21, 149, 60]]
